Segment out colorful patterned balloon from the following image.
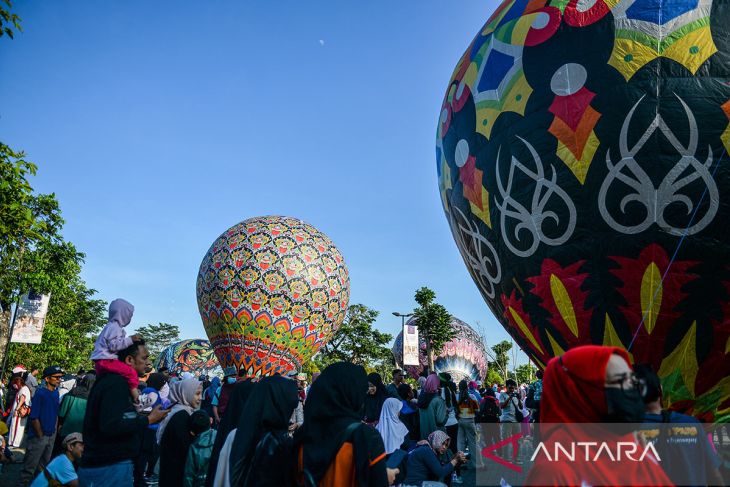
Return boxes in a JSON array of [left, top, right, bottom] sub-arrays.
[[436, 0, 730, 421], [392, 317, 488, 382], [196, 216, 350, 377], [153, 339, 221, 377]]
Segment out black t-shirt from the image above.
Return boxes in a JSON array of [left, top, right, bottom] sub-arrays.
[[81, 374, 148, 467]]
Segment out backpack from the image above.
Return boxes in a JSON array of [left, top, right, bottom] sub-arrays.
[[477, 396, 500, 423], [298, 422, 361, 487], [531, 380, 542, 401]]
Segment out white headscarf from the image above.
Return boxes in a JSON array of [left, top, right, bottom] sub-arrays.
[[156, 379, 201, 444], [376, 397, 409, 454]]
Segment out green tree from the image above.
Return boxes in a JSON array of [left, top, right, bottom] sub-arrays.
[[0, 0, 21, 38], [486, 368, 503, 387], [412, 287, 454, 370], [0, 143, 104, 371], [489, 340, 512, 383], [512, 363, 536, 385], [135, 323, 181, 361], [314, 304, 393, 375]]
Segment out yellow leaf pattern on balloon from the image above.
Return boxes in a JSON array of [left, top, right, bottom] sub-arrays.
[[550, 274, 579, 337], [508, 306, 544, 354], [547, 330, 565, 356], [658, 322, 699, 397], [640, 262, 662, 334], [603, 314, 633, 362]]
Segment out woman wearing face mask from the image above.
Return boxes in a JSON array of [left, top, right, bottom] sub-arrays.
[[158, 379, 203, 487], [403, 430, 467, 486], [525, 345, 672, 487]]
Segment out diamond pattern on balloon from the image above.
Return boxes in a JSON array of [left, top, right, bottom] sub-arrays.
[[459, 155, 492, 228], [607, 0, 717, 80], [548, 86, 602, 184]]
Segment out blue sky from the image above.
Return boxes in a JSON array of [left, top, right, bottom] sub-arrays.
[[0, 0, 529, 367]]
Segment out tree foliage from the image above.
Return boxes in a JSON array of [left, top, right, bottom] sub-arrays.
[[0, 143, 106, 374], [314, 304, 393, 377], [511, 363, 537, 385], [489, 340, 512, 382], [412, 287, 454, 369], [0, 0, 21, 39], [486, 368, 504, 387], [135, 322, 181, 362]]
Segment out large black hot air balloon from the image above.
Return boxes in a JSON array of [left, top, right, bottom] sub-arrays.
[[436, 0, 730, 422]]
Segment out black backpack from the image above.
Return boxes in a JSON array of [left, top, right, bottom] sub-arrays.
[[477, 396, 500, 423]]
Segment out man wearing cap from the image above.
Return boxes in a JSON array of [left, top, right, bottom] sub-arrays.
[[78, 339, 168, 486], [19, 365, 65, 486], [29, 432, 84, 487]]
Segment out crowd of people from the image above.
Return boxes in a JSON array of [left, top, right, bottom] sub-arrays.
[[0, 299, 727, 487]]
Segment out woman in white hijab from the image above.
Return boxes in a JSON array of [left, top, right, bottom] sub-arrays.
[[157, 379, 202, 487], [376, 397, 410, 454]]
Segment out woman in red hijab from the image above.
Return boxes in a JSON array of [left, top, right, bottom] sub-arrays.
[[526, 345, 672, 487]]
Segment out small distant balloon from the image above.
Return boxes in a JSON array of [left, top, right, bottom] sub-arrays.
[[154, 339, 221, 377], [392, 316, 488, 382]]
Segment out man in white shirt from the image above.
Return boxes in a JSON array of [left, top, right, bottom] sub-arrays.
[[498, 379, 523, 462]]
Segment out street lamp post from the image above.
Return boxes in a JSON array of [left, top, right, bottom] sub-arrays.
[[392, 312, 414, 369], [392, 311, 414, 328]]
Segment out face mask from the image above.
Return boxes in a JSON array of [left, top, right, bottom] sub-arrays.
[[604, 388, 645, 423], [227, 377, 236, 384]]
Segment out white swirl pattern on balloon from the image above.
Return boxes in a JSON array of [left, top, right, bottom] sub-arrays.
[[495, 136, 577, 257], [448, 207, 502, 300], [599, 94, 719, 236]]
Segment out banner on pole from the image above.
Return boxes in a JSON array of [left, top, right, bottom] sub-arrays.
[[403, 324, 420, 366], [11, 291, 51, 344]]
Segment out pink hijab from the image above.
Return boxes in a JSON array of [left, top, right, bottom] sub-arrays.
[[424, 373, 440, 394]]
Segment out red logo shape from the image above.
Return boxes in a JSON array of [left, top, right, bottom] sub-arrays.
[[481, 433, 523, 473]]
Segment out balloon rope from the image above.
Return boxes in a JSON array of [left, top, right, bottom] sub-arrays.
[[627, 145, 727, 352]]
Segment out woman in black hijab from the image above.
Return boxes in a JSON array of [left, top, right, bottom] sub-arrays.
[[363, 372, 387, 426], [227, 375, 299, 486], [295, 362, 388, 487], [205, 380, 257, 487]]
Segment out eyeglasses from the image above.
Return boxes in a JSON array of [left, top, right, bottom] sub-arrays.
[[606, 372, 647, 396], [559, 356, 647, 397]]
